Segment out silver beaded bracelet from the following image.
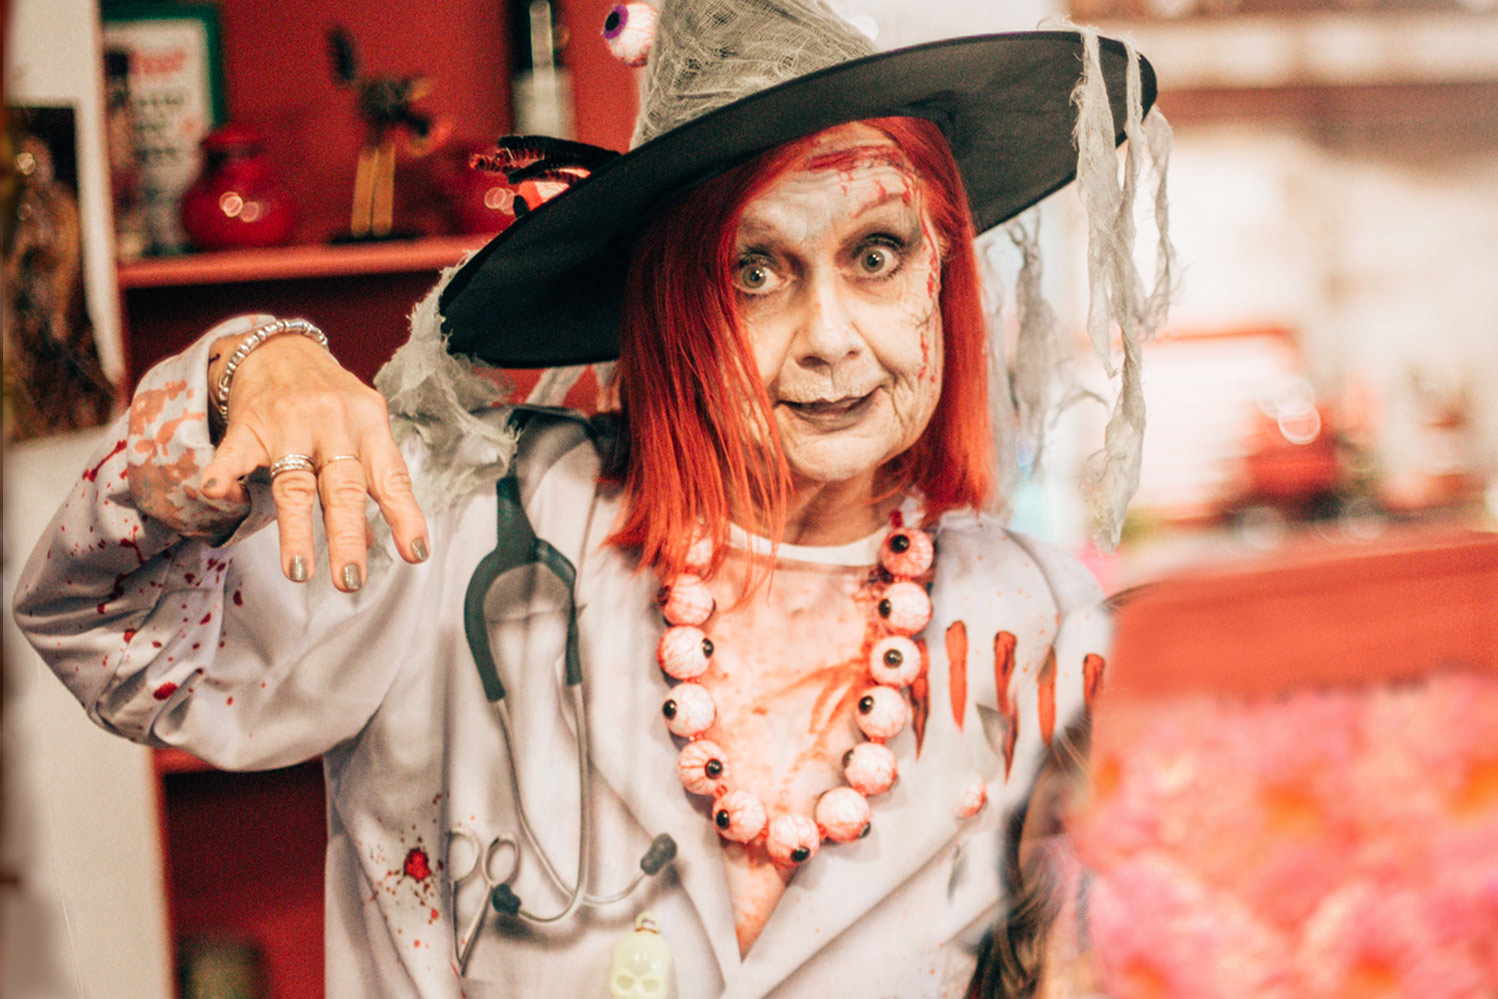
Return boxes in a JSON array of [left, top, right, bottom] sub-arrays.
[[214, 318, 329, 424]]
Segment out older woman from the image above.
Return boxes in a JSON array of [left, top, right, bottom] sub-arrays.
[[15, 2, 1167, 996]]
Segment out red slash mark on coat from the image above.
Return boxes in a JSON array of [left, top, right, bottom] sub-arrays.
[[994, 631, 1018, 778], [945, 621, 968, 730], [909, 639, 931, 757], [1037, 648, 1057, 749], [1083, 653, 1106, 710]]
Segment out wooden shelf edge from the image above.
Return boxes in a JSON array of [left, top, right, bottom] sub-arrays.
[[1092, 10, 1498, 91], [154, 747, 216, 774], [118, 234, 492, 289]]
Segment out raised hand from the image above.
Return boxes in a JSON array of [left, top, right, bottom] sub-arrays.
[[200, 330, 429, 589]]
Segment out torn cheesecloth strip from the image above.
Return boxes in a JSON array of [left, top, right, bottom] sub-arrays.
[[1070, 28, 1177, 545]]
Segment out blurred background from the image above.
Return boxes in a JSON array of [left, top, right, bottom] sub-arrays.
[[3, 0, 1496, 996]]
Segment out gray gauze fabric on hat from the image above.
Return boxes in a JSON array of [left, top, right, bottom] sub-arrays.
[[632, 0, 876, 147]]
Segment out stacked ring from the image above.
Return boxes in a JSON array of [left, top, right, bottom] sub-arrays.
[[269, 454, 316, 478]]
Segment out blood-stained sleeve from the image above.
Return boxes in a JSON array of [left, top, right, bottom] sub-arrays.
[[11, 319, 432, 770], [126, 314, 277, 543]]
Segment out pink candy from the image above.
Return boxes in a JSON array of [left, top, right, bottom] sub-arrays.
[[662, 682, 715, 738], [676, 739, 728, 796], [876, 580, 931, 636], [843, 742, 898, 796], [660, 573, 714, 626], [711, 789, 767, 843], [766, 812, 821, 867], [855, 685, 911, 741], [657, 624, 713, 680], [955, 774, 988, 818], [879, 528, 934, 578], [868, 635, 921, 688], [815, 787, 872, 844]]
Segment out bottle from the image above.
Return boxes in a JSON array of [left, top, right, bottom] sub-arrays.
[[509, 0, 575, 139]]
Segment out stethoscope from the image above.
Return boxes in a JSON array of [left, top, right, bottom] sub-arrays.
[[454, 460, 677, 975]]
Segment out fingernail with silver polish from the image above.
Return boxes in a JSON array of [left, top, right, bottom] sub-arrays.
[[289, 556, 308, 582], [412, 538, 429, 563], [342, 564, 363, 591]]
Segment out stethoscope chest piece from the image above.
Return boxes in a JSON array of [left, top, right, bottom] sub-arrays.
[[608, 912, 673, 999]]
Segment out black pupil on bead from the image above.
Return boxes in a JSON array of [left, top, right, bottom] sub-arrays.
[[883, 648, 903, 667], [715, 809, 731, 828], [858, 695, 875, 714], [604, 9, 622, 32], [890, 533, 910, 553], [860, 822, 872, 838], [705, 758, 723, 777], [662, 700, 677, 718], [842, 748, 855, 768], [790, 846, 810, 863], [878, 598, 892, 618], [702, 637, 714, 658]]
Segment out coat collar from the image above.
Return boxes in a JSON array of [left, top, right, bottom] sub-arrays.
[[573, 530, 1042, 997]]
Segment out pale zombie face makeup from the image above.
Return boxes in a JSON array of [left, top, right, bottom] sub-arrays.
[[733, 124, 944, 491]]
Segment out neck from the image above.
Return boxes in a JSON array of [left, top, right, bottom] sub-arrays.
[[777, 470, 897, 547]]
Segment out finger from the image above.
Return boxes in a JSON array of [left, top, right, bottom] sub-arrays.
[[269, 461, 319, 582], [317, 456, 372, 592], [203, 421, 264, 504], [362, 434, 431, 564]]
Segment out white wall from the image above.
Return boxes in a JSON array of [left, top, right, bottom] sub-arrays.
[[3, 1, 172, 997]]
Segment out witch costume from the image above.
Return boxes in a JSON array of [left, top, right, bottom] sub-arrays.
[[14, 2, 1171, 996]]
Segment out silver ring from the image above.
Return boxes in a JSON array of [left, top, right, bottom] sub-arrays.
[[317, 454, 361, 472], [269, 453, 316, 479]]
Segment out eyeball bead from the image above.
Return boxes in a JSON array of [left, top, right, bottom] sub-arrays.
[[601, 2, 658, 68], [661, 682, 715, 738], [660, 574, 714, 626], [855, 685, 911, 741], [711, 789, 767, 843], [868, 635, 920, 688], [676, 739, 728, 796], [766, 813, 821, 868], [876, 580, 931, 636], [843, 741, 898, 796], [684, 530, 714, 575], [955, 774, 989, 818], [880, 528, 933, 578], [815, 787, 872, 844], [657, 624, 713, 680]]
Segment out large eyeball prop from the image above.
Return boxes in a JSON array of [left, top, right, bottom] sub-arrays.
[[603, 3, 658, 68]]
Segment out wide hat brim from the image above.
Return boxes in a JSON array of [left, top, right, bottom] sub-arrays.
[[440, 31, 1156, 368]]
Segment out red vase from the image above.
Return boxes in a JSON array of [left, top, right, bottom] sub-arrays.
[[181, 125, 296, 250]]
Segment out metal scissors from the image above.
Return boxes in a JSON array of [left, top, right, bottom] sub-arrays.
[[448, 826, 523, 975]]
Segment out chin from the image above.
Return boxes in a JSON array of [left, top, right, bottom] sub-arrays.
[[782, 444, 895, 489]]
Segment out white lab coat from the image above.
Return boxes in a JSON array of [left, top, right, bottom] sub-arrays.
[[14, 328, 1109, 999]]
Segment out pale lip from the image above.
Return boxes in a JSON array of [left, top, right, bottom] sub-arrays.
[[777, 389, 880, 431]]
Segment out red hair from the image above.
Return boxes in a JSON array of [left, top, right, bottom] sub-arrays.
[[607, 117, 992, 577]]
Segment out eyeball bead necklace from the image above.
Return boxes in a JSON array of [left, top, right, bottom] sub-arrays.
[[654, 521, 934, 870]]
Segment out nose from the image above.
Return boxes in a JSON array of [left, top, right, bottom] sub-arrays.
[[791, 272, 864, 370]]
